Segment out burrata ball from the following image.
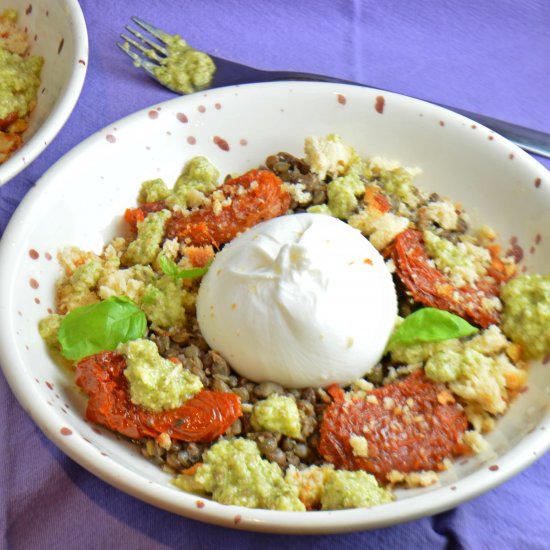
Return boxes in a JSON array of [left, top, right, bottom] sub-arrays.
[[196, 213, 397, 388]]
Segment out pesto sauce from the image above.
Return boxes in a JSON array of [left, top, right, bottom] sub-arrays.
[[251, 394, 302, 438], [153, 35, 216, 95], [138, 156, 220, 210], [122, 209, 171, 266], [320, 470, 393, 510], [176, 438, 306, 511], [119, 338, 202, 411], [501, 274, 550, 359], [0, 47, 43, 119]]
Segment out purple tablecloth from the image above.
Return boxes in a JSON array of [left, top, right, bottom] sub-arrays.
[[1, 0, 550, 547]]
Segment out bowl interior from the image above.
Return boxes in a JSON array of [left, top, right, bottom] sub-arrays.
[[0, 82, 549, 533], [0, 0, 88, 185]]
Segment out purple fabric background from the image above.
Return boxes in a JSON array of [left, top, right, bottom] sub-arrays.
[[1, 0, 550, 547]]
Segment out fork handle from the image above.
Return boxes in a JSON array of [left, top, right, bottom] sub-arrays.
[[264, 71, 550, 159]]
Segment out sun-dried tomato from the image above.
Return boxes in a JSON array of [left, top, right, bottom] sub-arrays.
[[390, 228, 511, 328], [75, 351, 242, 441], [319, 372, 469, 480], [164, 169, 290, 248]]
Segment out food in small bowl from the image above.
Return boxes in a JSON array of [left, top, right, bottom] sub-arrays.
[[0, 9, 43, 164], [0, 0, 88, 185]]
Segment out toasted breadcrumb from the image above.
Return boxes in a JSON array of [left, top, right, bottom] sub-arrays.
[[461, 430, 490, 454], [349, 435, 369, 457], [386, 469, 439, 488]]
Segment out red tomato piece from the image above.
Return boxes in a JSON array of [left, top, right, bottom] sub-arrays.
[[390, 229, 512, 328], [75, 351, 242, 441], [164, 169, 290, 248], [319, 372, 469, 480]]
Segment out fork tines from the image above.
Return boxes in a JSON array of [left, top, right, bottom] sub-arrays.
[[117, 17, 170, 76]]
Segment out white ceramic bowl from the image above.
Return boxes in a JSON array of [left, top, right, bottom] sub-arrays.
[[0, 82, 549, 533], [0, 0, 88, 186]]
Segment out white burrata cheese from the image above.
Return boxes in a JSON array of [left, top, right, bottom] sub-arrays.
[[196, 213, 397, 388]]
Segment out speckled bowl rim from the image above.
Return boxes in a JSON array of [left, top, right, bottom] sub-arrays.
[[0, 81, 549, 534], [0, 0, 89, 186]]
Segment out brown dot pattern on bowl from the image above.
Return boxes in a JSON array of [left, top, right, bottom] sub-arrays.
[[506, 236, 524, 263], [375, 95, 385, 114], [213, 136, 229, 151]]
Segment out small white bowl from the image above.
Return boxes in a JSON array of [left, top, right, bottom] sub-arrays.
[[0, 0, 88, 186], [0, 82, 549, 533]]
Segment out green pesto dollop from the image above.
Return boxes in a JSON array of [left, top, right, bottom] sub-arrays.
[[175, 438, 305, 511], [56, 259, 103, 313], [501, 274, 550, 359], [320, 470, 393, 510], [0, 45, 43, 120], [326, 173, 365, 220], [137, 157, 220, 210], [251, 394, 302, 438], [38, 313, 63, 347], [307, 173, 365, 220], [118, 338, 202, 411], [167, 156, 220, 209], [122, 209, 171, 266], [424, 348, 463, 383], [153, 34, 216, 95], [138, 178, 170, 203], [71, 259, 104, 289], [141, 274, 193, 330]]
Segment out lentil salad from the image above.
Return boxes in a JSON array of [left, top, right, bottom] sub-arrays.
[[38, 134, 550, 511]]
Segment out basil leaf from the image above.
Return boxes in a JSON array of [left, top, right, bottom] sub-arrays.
[[159, 255, 211, 279], [58, 296, 147, 360], [386, 307, 478, 350]]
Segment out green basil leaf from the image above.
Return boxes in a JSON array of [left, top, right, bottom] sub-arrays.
[[58, 296, 147, 360], [159, 255, 211, 279], [386, 307, 478, 350]]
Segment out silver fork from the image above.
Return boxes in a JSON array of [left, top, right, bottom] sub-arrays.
[[118, 17, 550, 159]]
